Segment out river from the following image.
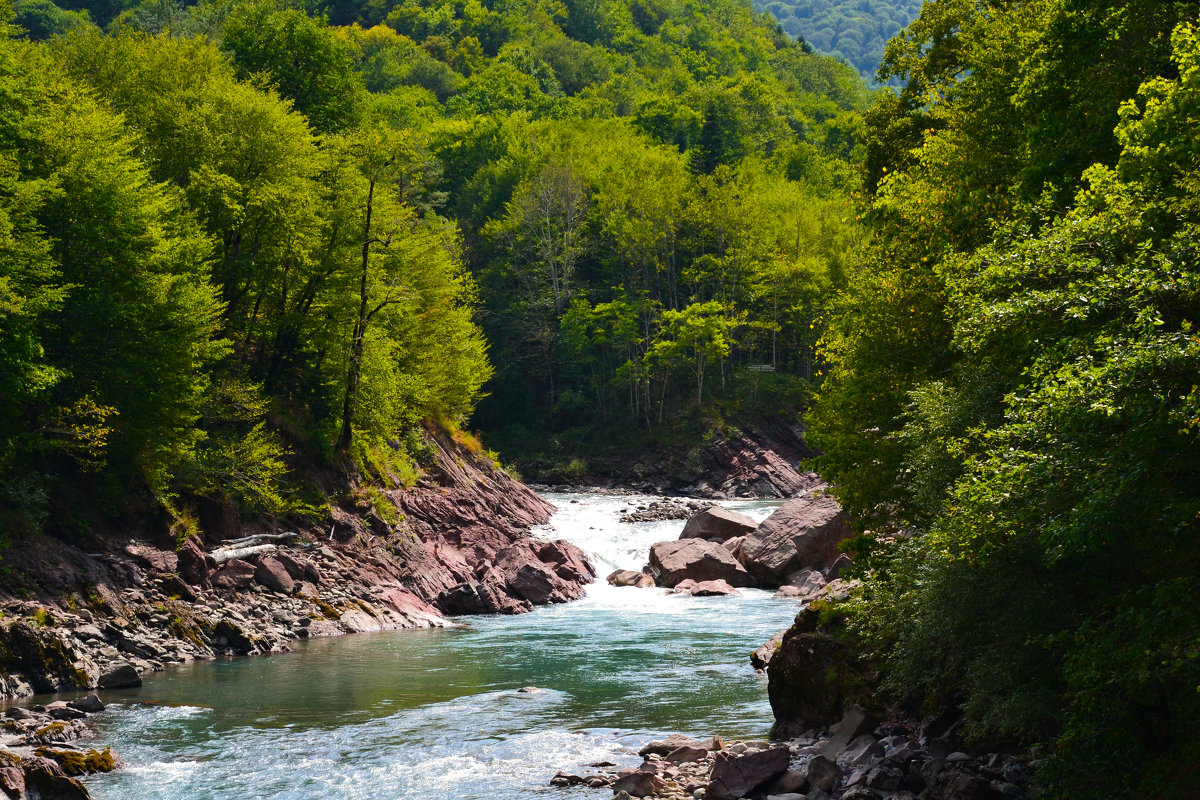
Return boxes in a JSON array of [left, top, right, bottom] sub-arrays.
[[82, 492, 799, 800]]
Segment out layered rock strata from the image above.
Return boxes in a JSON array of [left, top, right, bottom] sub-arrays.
[[0, 425, 593, 701]]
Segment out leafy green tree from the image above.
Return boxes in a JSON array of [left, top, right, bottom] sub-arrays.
[[12, 0, 91, 39], [646, 300, 741, 405], [815, 12, 1200, 798], [222, 3, 366, 133]]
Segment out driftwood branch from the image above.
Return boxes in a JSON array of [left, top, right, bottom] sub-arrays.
[[223, 532, 297, 546], [207, 544, 277, 566]]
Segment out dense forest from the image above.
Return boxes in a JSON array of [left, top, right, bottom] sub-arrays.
[[810, 0, 1200, 797], [4, 0, 1200, 794], [752, 0, 920, 82], [0, 0, 862, 532]]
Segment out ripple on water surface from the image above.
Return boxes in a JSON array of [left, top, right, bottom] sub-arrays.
[[84, 492, 797, 800]]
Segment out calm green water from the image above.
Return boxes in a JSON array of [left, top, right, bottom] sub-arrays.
[[83, 493, 797, 800]]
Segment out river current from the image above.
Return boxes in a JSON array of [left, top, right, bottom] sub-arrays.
[[83, 492, 799, 800]]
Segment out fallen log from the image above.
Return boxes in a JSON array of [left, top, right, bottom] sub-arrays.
[[207, 544, 277, 566]]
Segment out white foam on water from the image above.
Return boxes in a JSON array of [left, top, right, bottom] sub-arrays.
[[84, 490, 795, 800], [534, 492, 782, 575]]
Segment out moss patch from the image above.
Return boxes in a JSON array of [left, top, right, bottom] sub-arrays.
[[35, 747, 118, 775]]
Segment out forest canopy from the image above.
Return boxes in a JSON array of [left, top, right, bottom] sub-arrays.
[[0, 0, 864, 530], [809, 1, 1200, 797], [752, 0, 922, 82]]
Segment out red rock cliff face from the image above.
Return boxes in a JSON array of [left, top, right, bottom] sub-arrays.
[[319, 424, 594, 616], [385, 426, 594, 614]]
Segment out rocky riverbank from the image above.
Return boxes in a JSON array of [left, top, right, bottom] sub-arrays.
[[550, 707, 1035, 800], [584, 499, 1039, 800], [0, 424, 594, 704], [0, 695, 117, 799]]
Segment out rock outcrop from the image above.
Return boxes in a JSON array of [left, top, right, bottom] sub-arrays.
[[0, 422, 594, 700], [739, 494, 851, 587], [530, 419, 823, 498], [766, 605, 875, 736]]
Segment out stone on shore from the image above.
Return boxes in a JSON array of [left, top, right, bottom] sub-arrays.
[[639, 733, 706, 757], [612, 769, 667, 797], [707, 746, 791, 800], [255, 556, 296, 594], [210, 559, 258, 590], [823, 706, 879, 759], [679, 507, 759, 543], [176, 537, 209, 586], [16, 756, 91, 800], [665, 745, 710, 763], [738, 495, 850, 587], [648, 540, 756, 588], [804, 754, 841, 791], [66, 695, 105, 714]]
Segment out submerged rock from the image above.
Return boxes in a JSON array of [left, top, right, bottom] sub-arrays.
[[607, 569, 654, 588], [690, 579, 741, 596]]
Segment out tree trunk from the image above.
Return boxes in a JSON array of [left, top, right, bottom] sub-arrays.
[[336, 175, 378, 455]]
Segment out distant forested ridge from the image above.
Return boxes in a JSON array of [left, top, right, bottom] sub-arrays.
[[0, 0, 864, 533], [752, 0, 921, 82]]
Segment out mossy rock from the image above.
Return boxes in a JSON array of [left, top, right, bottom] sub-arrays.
[[766, 612, 878, 736], [30, 721, 70, 744], [168, 614, 210, 651], [0, 623, 93, 694], [34, 747, 119, 776]]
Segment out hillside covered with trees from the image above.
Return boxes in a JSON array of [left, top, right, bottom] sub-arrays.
[[0, 0, 864, 534], [752, 0, 921, 82], [810, 0, 1200, 797]]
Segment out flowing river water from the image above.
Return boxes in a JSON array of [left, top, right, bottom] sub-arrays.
[[82, 492, 799, 800]]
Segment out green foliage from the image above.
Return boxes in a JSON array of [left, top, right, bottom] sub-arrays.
[[752, 0, 921, 83], [12, 0, 91, 39], [0, 12, 494, 535], [222, 4, 366, 133], [816, 10, 1200, 797]]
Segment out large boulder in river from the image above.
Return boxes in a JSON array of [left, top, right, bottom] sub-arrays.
[[679, 507, 758, 543], [738, 495, 850, 587], [648, 540, 756, 588]]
